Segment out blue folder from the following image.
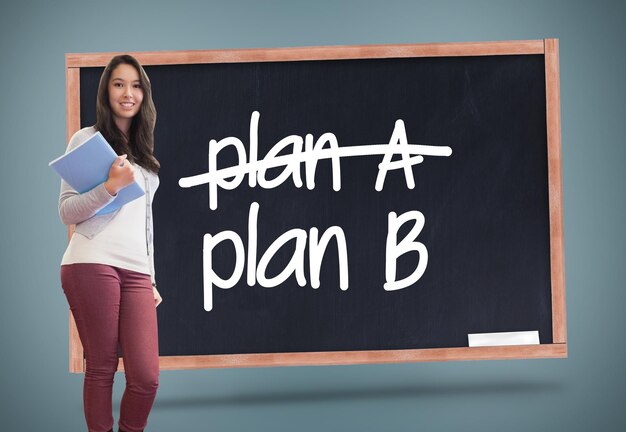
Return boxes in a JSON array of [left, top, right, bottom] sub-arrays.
[[49, 131, 145, 215]]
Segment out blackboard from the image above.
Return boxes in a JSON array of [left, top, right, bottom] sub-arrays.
[[65, 40, 566, 371]]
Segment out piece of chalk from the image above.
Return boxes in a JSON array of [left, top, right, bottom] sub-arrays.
[[468, 330, 539, 347]]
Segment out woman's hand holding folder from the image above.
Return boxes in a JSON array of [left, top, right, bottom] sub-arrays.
[[104, 154, 134, 196]]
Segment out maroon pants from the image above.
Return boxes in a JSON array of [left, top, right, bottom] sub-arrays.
[[61, 264, 159, 432]]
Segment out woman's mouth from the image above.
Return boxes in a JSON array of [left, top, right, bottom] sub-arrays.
[[121, 102, 135, 109]]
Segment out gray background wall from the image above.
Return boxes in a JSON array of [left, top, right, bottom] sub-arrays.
[[1, 0, 624, 430]]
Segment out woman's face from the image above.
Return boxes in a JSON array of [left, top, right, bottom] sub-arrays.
[[108, 63, 144, 127]]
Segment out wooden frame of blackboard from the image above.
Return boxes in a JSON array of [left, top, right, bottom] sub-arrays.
[[64, 39, 566, 373]]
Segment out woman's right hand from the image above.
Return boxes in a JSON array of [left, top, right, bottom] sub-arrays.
[[104, 154, 135, 196]]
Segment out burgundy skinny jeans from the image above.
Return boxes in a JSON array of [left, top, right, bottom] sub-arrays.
[[61, 264, 160, 432]]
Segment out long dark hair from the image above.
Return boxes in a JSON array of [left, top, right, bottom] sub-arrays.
[[95, 54, 160, 173]]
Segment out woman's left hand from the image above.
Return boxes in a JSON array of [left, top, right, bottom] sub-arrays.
[[153, 286, 163, 307]]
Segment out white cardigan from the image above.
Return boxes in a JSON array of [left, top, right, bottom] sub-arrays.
[[59, 126, 160, 284]]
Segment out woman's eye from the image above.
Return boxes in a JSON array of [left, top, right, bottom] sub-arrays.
[[133, 84, 142, 89], [114, 83, 123, 87]]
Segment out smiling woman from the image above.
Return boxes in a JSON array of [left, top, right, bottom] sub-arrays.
[[58, 54, 162, 432], [94, 55, 159, 174], [108, 64, 144, 131]]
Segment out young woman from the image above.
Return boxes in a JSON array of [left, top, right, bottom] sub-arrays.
[[59, 54, 162, 432]]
